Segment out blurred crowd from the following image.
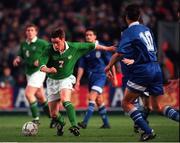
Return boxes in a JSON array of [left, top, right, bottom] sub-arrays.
[[0, 0, 179, 88]]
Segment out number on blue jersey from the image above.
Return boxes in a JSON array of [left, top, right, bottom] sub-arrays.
[[139, 31, 154, 51]]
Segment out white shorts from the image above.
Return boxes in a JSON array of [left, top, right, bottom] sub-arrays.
[[46, 75, 76, 102], [26, 70, 46, 88]]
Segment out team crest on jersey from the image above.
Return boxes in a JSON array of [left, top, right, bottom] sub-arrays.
[[32, 46, 36, 50], [96, 51, 101, 58], [68, 55, 72, 59]]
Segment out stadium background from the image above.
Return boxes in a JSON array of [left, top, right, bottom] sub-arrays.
[[0, 0, 179, 142]]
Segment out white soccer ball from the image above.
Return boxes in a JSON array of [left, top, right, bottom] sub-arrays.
[[22, 121, 38, 136]]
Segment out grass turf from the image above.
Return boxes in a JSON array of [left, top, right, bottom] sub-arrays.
[[0, 114, 179, 142]]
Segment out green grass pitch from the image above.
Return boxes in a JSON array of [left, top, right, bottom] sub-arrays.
[[0, 114, 179, 142]]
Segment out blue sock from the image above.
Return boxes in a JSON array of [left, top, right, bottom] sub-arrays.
[[129, 108, 152, 134], [83, 101, 95, 124], [98, 104, 109, 125], [163, 106, 179, 122]]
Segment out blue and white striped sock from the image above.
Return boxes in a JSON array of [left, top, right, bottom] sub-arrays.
[[129, 108, 152, 134], [83, 101, 95, 124], [163, 106, 179, 122], [98, 104, 109, 126]]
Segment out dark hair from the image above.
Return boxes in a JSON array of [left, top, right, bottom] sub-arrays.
[[125, 4, 140, 21], [50, 28, 65, 38], [25, 23, 38, 31], [85, 28, 97, 35]]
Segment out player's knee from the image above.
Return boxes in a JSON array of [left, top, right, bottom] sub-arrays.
[[122, 100, 132, 112], [96, 98, 103, 106]]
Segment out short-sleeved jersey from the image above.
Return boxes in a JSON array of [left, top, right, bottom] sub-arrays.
[[40, 41, 95, 79], [18, 38, 49, 75], [117, 22, 163, 95], [78, 42, 111, 74], [117, 23, 158, 69]]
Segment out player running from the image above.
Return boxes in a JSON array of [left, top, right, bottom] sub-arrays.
[[75, 28, 117, 129], [39, 28, 115, 136], [105, 4, 179, 141], [13, 24, 50, 125]]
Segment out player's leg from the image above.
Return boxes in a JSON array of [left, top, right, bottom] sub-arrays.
[[96, 95, 110, 128], [48, 100, 65, 136], [26, 70, 47, 124], [78, 90, 98, 129], [151, 96, 179, 122], [61, 88, 80, 136], [163, 105, 179, 122], [149, 71, 179, 122], [46, 77, 65, 133], [134, 94, 150, 133], [60, 75, 80, 136], [36, 86, 50, 117], [122, 87, 155, 141], [25, 85, 40, 125]]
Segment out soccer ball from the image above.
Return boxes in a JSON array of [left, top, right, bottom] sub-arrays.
[[22, 121, 38, 136]]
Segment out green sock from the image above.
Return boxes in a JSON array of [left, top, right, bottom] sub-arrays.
[[63, 101, 77, 126], [56, 112, 65, 126], [41, 101, 50, 117], [30, 101, 39, 120]]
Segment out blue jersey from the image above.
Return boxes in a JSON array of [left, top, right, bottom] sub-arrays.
[[78, 44, 111, 73], [78, 41, 111, 94], [117, 22, 163, 96]]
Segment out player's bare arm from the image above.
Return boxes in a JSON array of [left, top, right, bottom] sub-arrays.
[[105, 52, 123, 73], [74, 67, 84, 91], [95, 44, 116, 52], [40, 66, 57, 73]]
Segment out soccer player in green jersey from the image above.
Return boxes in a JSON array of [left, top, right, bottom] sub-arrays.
[[13, 24, 50, 125], [39, 28, 115, 136]]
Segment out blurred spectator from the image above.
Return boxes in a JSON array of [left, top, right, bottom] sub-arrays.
[[0, 66, 15, 88], [0, 0, 179, 81]]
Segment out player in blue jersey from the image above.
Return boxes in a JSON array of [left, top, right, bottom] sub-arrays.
[[105, 4, 179, 141], [75, 28, 117, 129]]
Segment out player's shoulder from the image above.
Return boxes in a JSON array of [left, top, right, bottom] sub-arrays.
[[36, 38, 49, 45]]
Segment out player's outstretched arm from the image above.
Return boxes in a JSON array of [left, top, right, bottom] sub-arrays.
[[40, 65, 57, 74], [95, 44, 116, 52]]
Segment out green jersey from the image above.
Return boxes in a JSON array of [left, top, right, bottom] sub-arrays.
[[40, 41, 95, 79], [18, 38, 49, 75]]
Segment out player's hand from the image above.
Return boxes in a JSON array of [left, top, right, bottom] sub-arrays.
[[44, 67, 57, 73], [74, 82, 80, 91], [34, 60, 39, 67], [13, 56, 21, 67], [47, 67, 57, 73], [122, 58, 135, 65], [104, 65, 111, 74]]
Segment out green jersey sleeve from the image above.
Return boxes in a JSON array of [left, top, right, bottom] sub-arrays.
[[68, 42, 95, 57]]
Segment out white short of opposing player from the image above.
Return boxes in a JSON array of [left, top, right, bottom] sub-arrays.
[[22, 121, 38, 136]]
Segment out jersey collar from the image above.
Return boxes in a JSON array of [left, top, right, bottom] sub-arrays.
[[128, 21, 140, 28], [59, 41, 69, 54], [26, 36, 38, 44]]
